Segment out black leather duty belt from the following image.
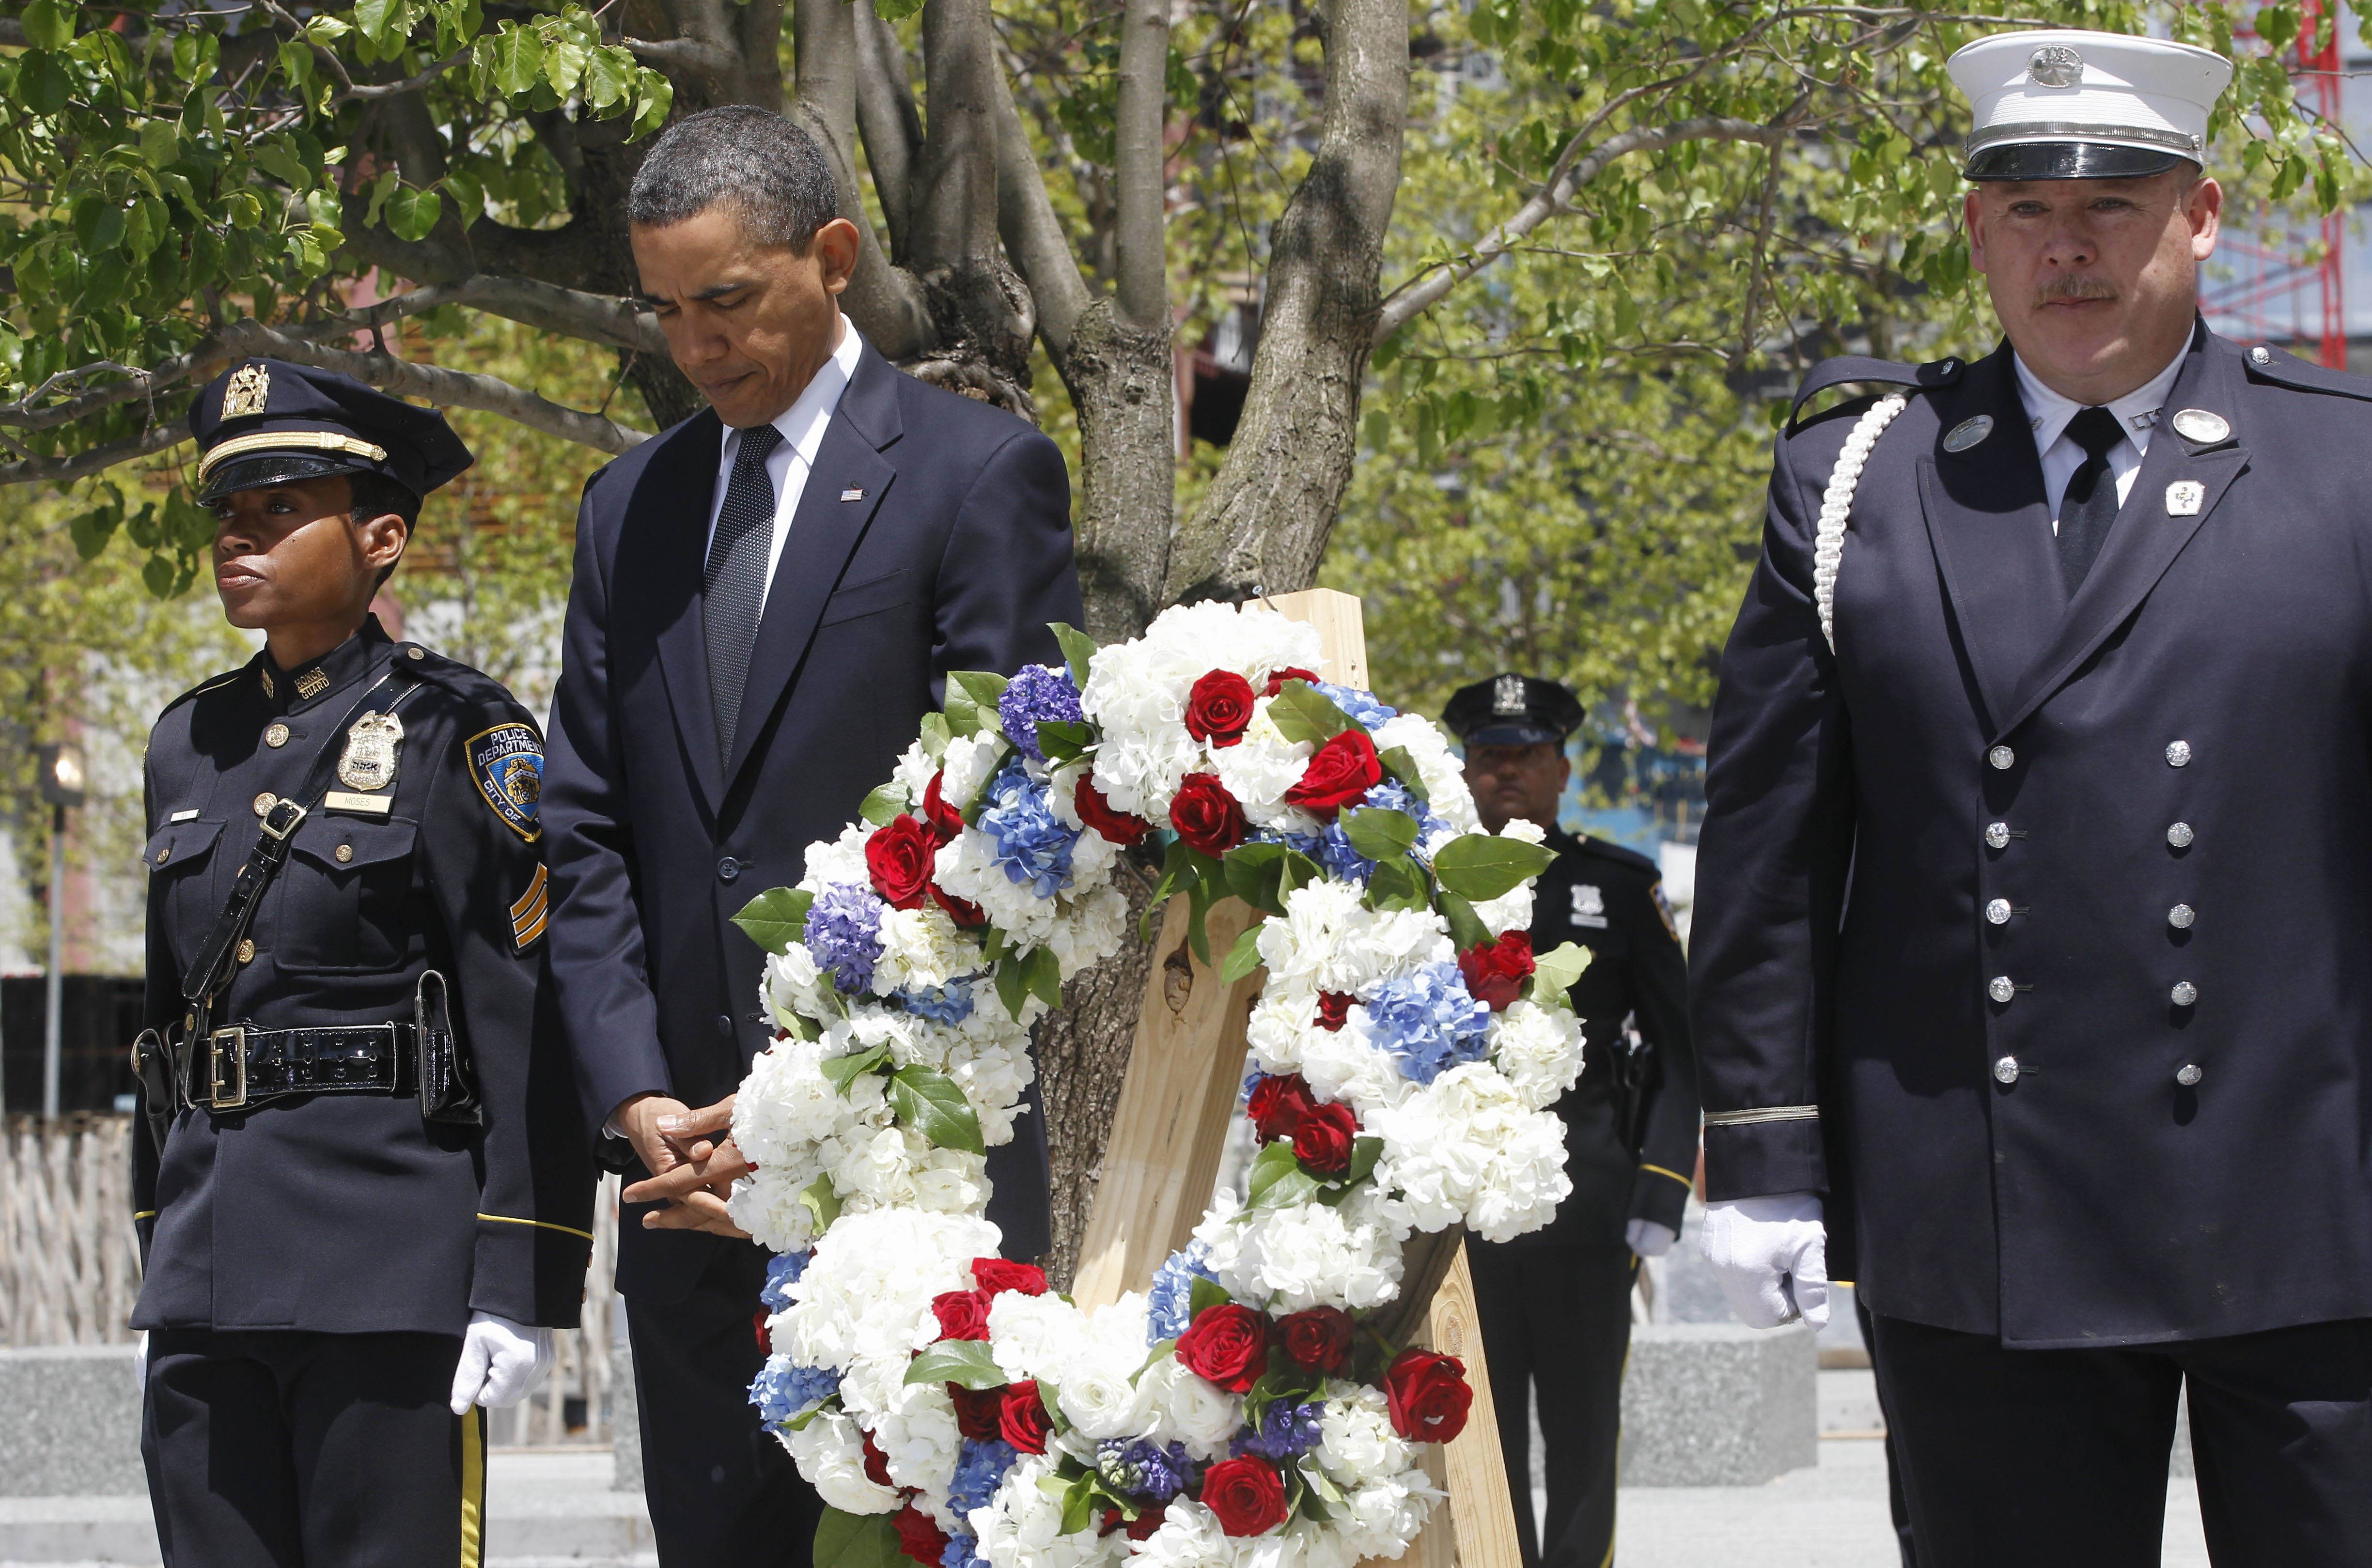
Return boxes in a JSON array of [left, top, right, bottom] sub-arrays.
[[194, 1022, 418, 1111]]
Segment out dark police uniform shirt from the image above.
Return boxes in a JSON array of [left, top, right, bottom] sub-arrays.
[[1501, 828, 1699, 1250], [1694, 325, 2372, 1346], [132, 617, 593, 1335]]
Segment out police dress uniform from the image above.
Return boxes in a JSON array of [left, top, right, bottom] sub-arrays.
[[130, 361, 595, 1568], [1690, 32, 2372, 1566], [1445, 677, 1699, 1568]]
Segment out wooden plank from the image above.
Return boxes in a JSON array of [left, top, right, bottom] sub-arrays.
[[1408, 1245, 1524, 1568]]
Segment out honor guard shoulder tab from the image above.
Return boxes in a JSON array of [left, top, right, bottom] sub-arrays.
[[2239, 342, 2372, 403], [1787, 355, 1966, 429]]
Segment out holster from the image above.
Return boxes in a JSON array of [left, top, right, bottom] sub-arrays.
[[415, 969, 482, 1126], [130, 1028, 175, 1153], [1614, 1030, 1660, 1159]]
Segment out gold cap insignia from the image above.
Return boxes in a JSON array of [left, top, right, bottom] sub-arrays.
[[222, 362, 271, 420], [1492, 674, 1528, 716]]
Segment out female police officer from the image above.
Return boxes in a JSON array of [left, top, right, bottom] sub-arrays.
[[130, 360, 594, 1566]]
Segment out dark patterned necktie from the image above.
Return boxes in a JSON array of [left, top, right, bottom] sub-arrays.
[[2056, 405, 2125, 594], [703, 422, 784, 767]]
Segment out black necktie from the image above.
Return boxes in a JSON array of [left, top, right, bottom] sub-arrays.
[[704, 423, 784, 767], [2056, 405, 2125, 594]]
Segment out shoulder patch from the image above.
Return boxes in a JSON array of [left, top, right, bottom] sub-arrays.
[[1787, 354, 1965, 429], [1649, 879, 1682, 943], [468, 722, 544, 842]]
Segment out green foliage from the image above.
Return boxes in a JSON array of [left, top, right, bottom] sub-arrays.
[[732, 886, 817, 956], [812, 1509, 905, 1568]]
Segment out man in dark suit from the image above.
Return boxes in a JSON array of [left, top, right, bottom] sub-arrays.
[[540, 106, 1083, 1567], [1444, 675, 1698, 1568], [1691, 28, 2372, 1567]]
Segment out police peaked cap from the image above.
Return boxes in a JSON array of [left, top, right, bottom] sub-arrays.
[[1442, 674, 1585, 748], [188, 358, 475, 505]]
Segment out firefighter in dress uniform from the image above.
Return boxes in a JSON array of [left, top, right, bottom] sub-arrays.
[[130, 360, 594, 1567], [1445, 675, 1699, 1568], [1691, 29, 2372, 1566]]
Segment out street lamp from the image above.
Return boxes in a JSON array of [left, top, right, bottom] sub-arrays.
[[36, 741, 85, 1122]]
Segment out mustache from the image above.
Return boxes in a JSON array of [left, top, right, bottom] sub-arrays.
[[2034, 275, 2120, 307]]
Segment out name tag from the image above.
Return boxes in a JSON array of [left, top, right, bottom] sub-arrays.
[[324, 791, 393, 817], [169, 808, 200, 823]]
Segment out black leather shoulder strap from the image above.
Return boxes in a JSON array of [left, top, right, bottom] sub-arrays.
[[1787, 354, 1969, 428]]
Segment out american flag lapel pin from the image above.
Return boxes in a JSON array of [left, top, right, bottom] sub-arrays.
[[841, 486, 866, 502]]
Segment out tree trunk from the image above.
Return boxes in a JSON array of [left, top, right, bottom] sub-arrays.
[[1164, 0, 1408, 603]]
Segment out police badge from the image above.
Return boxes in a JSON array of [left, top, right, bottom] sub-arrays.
[[336, 710, 404, 792]]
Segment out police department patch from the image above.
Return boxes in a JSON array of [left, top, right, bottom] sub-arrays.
[[468, 723, 544, 842]]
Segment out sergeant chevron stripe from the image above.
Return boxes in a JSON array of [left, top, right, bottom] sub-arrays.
[[509, 865, 548, 951]]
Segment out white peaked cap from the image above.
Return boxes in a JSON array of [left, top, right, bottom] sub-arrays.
[[1948, 29, 2233, 181]]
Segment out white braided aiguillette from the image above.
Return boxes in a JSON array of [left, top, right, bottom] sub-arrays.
[[1812, 393, 1907, 652]]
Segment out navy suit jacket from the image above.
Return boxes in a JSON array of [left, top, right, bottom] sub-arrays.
[[543, 340, 1083, 1299], [1692, 324, 2372, 1347]]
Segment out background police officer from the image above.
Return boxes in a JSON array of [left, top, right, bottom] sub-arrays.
[[1693, 29, 2372, 1566], [132, 360, 594, 1565], [1445, 674, 1699, 1568]]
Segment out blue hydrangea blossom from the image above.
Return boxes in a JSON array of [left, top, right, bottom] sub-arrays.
[[804, 883, 886, 994], [996, 664, 1084, 763], [896, 977, 979, 1026], [760, 1250, 810, 1312], [1363, 962, 1493, 1084], [947, 1438, 1022, 1514], [749, 1356, 842, 1429], [1145, 1244, 1218, 1342], [976, 756, 1081, 898]]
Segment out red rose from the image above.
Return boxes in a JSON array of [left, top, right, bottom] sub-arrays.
[[1284, 730, 1383, 819], [1384, 1348, 1473, 1443], [753, 1309, 772, 1354], [1185, 670, 1259, 748], [930, 884, 987, 927], [1100, 1504, 1168, 1541], [922, 770, 966, 846], [931, 1289, 991, 1341], [1456, 930, 1536, 1012], [1176, 1302, 1270, 1393], [1200, 1455, 1288, 1537], [1074, 774, 1154, 847], [866, 815, 938, 909], [948, 1383, 1005, 1440], [999, 1380, 1054, 1454], [893, 1504, 951, 1566], [1314, 992, 1352, 1032], [1169, 772, 1247, 854], [1291, 1101, 1358, 1176], [862, 1428, 894, 1488], [1246, 1072, 1319, 1144], [1277, 1307, 1355, 1374], [1263, 668, 1322, 698], [972, 1258, 1049, 1297]]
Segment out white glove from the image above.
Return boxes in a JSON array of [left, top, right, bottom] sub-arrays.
[[1625, 1217, 1677, 1258], [1700, 1191, 1830, 1330], [133, 1329, 150, 1390], [449, 1311, 554, 1414]]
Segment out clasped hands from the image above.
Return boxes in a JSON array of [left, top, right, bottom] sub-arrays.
[[616, 1092, 753, 1238]]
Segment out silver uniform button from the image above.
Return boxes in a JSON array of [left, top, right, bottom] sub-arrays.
[[2171, 981, 2199, 1007], [1988, 976, 2016, 1004], [1985, 898, 2013, 925], [2250, 345, 2272, 365], [2169, 904, 2195, 930], [1985, 822, 2011, 849], [1989, 745, 2015, 771], [264, 722, 290, 748], [1994, 1056, 2021, 1085], [2175, 1063, 2204, 1087], [2166, 740, 2192, 767], [2167, 822, 2194, 848]]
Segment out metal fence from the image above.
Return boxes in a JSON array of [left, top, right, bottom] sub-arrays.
[[0, 1114, 623, 1446]]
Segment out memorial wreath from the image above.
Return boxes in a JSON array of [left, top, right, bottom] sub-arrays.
[[722, 601, 1591, 1568]]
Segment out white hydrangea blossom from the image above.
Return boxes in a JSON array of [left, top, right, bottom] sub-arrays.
[[1256, 882, 1452, 1001], [789, 1411, 899, 1514], [1369, 1064, 1574, 1242], [1485, 999, 1586, 1111]]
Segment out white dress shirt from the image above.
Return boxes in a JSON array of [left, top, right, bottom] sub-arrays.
[[704, 316, 867, 613], [2013, 344, 2187, 532]]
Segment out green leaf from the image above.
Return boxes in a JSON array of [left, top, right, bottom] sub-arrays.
[[1187, 1276, 1233, 1320], [1050, 622, 1099, 688], [17, 50, 69, 114], [1377, 745, 1430, 803], [1218, 921, 1265, 985], [254, 142, 311, 190], [797, 1174, 842, 1231], [1341, 808, 1419, 863], [1034, 719, 1093, 765], [1023, 945, 1062, 1010], [918, 711, 952, 761], [630, 71, 673, 138], [141, 555, 176, 599], [1528, 941, 1593, 1010], [1437, 889, 1491, 953], [138, 120, 180, 170], [1247, 1138, 1320, 1210], [821, 1044, 890, 1095], [21, 0, 73, 50], [996, 954, 1030, 1022], [905, 1339, 1006, 1389], [1362, 854, 1427, 912], [946, 671, 1011, 737], [1221, 841, 1288, 915], [486, 23, 546, 96], [582, 45, 634, 111], [813, 1508, 905, 1568], [873, 0, 925, 19], [1431, 834, 1558, 901], [384, 186, 443, 242], [859, 783, 906, 826], [1142, 840, 1217, 939], [355, 0, 404, 47], [1057, 1466, 1097, 1536], [732, 887, 814, 955], [1345, 1135, 1383, 1187], [67, 508, 117, 562], [1266, 680, 1355, 745], [889, 1064, 985, 1154]]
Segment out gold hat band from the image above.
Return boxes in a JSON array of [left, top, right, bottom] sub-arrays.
[[197, 429, 390, 481]]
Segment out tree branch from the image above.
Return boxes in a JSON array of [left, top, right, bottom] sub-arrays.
[[1373, 116, 1795, 343], [624, 34, 741, 86], [911, 0, 1003, 273], [333, 49, 469, 105], [1110, 0, 1171, 330], [0, 423, 190, 490], [991, 56, 1092, 354], [792, 0, 935, 356], [851, 0, 923, 260]]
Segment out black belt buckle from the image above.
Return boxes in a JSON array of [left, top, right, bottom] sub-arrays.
[[208, 1025, 249, 1110]]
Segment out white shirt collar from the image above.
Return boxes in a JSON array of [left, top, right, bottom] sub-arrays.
[[2013, 340, 2189, 458], [720, 316, 866, 473]]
